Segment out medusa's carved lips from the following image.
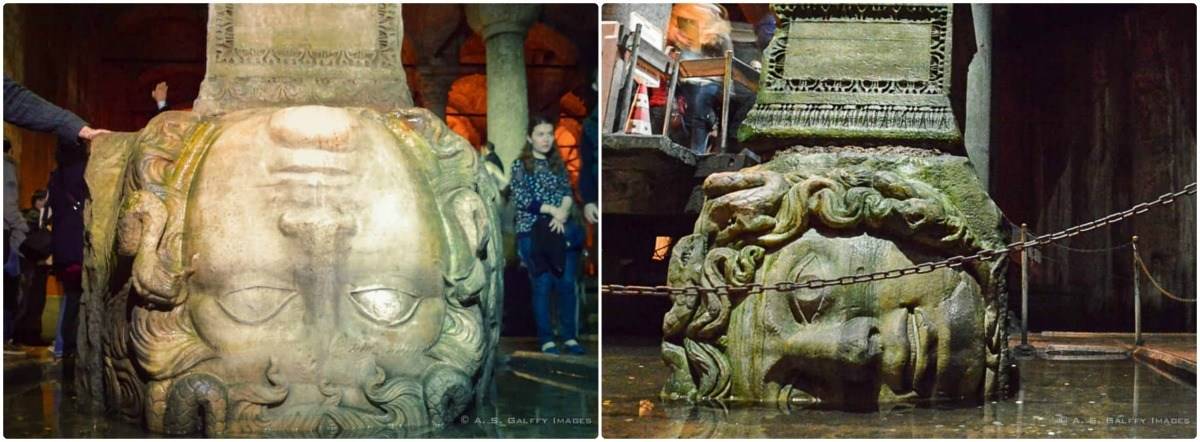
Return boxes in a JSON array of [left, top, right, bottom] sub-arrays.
[[267, 150, 356, 188], [882, 307, 936, 397], [262, 151, 363, 209]]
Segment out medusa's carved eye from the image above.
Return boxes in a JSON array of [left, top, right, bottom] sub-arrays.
[[349, 286, 422, 327], [216, 286, 299, 325]]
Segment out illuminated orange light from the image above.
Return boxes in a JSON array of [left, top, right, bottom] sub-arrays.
[[652, 236, 673, 261]]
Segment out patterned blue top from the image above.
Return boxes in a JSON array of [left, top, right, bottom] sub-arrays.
[[511, 157, 572, 234]]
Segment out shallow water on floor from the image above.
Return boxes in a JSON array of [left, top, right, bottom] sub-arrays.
[[3, 357, 597, 438], [602, 340, 1196, 438]]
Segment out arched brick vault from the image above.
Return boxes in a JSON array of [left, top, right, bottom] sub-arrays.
[[405, 5, 597, 153], [455, 22, 583, 120], [411, 7, 595, 188], [447, 74, 585, 185], [6, 4, 594, 209]]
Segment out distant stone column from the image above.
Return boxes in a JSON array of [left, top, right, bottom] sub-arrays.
[[466, 4, 540, 168], [965, 4, 992, 190], [417, 63, 461, 119]]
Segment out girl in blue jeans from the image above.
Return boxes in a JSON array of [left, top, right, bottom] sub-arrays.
[[510, 116, 584, 355]]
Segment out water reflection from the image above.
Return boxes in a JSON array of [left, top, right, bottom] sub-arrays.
[[4, 360, 597, 438], [603, 343, 1196, 438]]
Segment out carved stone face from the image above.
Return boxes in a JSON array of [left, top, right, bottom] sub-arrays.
[[659, 160, 1006, 408], [740, 230, 985, 405], [181, 106, 449, 423], [91, 106, 500, 436]]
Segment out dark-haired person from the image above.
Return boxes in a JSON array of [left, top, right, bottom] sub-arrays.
[[510, 116, 585, 356], [47, 153, 87, 359], [14, 189, 51, 347], [3, 141, 21, 352], [666, 4, 732, 154], [3, 76, 108, 357]]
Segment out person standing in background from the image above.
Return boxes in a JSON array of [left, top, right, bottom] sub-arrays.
[[3, 76, 109, 355], [666, 4, 732, 155], [15, 189, 52, 347], [511, 116, 586, 356], [4, 141, 23, 353]]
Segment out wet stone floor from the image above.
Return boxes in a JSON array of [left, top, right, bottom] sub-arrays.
[[602, 338, 1196, 438], [4, 354, 597, 438]]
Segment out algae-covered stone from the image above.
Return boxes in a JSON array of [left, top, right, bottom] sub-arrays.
[[660, 147, 1009, 407], [740, 4, 962, 153]]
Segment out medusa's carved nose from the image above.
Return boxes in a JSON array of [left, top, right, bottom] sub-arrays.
[[268, 106, 360, 152]]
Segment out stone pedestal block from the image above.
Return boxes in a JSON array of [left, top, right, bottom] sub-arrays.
[[193, 4, 413, 115], [740, 4, 962, 152]]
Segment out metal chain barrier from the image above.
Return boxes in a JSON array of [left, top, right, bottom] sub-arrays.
[[1046, 240, 1133, 254], [602, 182, 1196, 297], [1133, 247, 1196, 303], [1003, 209, 1142, 254]]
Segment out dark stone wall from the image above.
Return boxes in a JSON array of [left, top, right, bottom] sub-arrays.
[[991, 5, 1196, 332], [4, 4, 207, 210]]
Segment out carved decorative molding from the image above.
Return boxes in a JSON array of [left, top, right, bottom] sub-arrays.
[[194, 4, 412, 115], [208, 4, 401, 69], [762, 4, 950, 95], [742, 103, 956, 134], [741, 3, 961, 151]]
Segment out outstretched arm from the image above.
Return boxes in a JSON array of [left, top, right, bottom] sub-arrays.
[[4, 76, 108, 142]]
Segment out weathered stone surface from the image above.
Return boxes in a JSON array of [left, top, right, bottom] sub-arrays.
[[193, 4, 413, 115], [602, 134, 697, 216], [739, 4, 962, 152], [79, 6, 508, 435], [660, 150, 1009, 406], [82, 106, 503, 436]]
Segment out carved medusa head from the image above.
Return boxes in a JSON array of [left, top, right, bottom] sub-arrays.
[[661, 156, 1009, 408], [86, 106, 503, 436]]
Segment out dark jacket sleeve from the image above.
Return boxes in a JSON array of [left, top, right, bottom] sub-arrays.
[[3, 76, 86, 144], [579, 109, 599, 205]]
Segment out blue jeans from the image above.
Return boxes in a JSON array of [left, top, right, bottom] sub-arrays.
[[517, 234, 579, 346], [680, 81, 722, 154], [3, 239, 17, 343], [53, 279, 81, 357]]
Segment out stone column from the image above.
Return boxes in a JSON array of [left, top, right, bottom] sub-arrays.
[[414, 32, 465, 120], [965, 4, 992, 191], [466, 4, 540, 168], [416, 64, 460, 119]]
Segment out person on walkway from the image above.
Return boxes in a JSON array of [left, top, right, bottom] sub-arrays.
[[15, 189, 52, 347], [4, 141, 22, 353], [667, 4, 732, 155], [47, 151, 87, 359], [510, 116, 585, 355], [3, 76, 108, 356]]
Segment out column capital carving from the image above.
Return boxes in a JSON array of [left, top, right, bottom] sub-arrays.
[[465, 4, 540, 42]]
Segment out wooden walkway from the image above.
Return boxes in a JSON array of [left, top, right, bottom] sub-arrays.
[[1011, 331, 1195, 383]]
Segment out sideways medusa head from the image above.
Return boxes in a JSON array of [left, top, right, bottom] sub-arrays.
[[87, 106, 503, 436], [660, 160, 1009, 408]]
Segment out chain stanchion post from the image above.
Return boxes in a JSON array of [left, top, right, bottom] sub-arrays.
[[1132, 235, 1143, 346], [1015, 223, 1035, 359]]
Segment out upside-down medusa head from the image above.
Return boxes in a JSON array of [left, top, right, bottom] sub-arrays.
[[85, 106, 503, 436], [660, 158, 1009, 408]]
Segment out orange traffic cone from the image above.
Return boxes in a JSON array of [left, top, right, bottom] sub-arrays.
[[624, 82, 652, 135]]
